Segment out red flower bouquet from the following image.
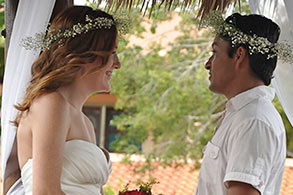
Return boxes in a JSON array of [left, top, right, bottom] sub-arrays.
[[119, 189, 150, 195], [118, 181, 158, 195]]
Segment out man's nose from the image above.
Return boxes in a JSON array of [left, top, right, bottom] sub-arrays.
[[113, 54, 121, 69], [205, 56, 212, 70]]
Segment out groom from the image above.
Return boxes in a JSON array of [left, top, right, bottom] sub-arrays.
[[195, 13, 286, 195]]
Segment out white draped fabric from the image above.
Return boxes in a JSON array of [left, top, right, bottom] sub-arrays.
[[249, 0, 293, 126], [1, 0, 55, 193]]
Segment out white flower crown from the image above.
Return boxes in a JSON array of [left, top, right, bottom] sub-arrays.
[[200, 11, 293, 64], [21, 14, 130, 51]]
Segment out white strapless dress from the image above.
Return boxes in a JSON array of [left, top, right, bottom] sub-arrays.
[[21, 140, 112, 195]]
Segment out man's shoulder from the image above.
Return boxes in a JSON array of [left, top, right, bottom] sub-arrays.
[[226, 100, 285, 139], [237, 98, 282, 125]]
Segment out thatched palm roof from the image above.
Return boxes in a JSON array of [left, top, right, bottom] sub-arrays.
[[96, 0, 240, 18]]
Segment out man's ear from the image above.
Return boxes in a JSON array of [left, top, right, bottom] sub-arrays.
[[235, 46, 249, 68]]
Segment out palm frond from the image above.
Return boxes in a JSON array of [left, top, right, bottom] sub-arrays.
[[198, 0, 241, 19], [94, 0, 240, 18]]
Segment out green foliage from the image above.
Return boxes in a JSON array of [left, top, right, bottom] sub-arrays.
[[137, 179, 158, 194], [273, 96, 293, 156], [104, 185, 116, 195], [233, 0, 251, 14], [0, 1, 4, 26], [111, 10, 226, 165], [110, 2, 293, 164]]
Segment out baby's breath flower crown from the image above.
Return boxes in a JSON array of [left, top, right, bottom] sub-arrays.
[[21, 14, 130, 51], [199, 11, 293, 64]]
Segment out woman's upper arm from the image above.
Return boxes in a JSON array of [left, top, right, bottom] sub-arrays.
[[31, 93, 70, 194]]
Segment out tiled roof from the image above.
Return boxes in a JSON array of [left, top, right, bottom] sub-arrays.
[[281, 165, 293, 195], [106, 155, 293, 195]]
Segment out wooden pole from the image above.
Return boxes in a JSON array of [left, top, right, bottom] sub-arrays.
[[4, 0, 19, 56]]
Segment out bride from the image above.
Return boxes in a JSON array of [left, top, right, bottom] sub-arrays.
[[14, 5, 121, 195]]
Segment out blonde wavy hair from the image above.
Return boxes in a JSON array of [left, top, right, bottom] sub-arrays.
[[14, 6, 118, 126]]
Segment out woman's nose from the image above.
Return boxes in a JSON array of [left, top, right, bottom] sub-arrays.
[[113, 54, 121, 69]]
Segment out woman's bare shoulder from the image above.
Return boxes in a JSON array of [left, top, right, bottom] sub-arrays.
[[31, 92, 68, 109], [23, 92, 72, 143], [28, 92, 71, 125], [19, 92, 66, 126], [31, 92, 66, 107]]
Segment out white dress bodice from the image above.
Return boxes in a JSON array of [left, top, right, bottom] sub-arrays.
[[21, 140, 112, 195]]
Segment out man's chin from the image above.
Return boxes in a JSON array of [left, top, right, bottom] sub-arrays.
[[208, 84, 215, 92], [209, 85, 221, 94]]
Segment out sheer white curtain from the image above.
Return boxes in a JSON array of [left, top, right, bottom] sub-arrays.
[[249, 0, 293, 126], [1, 0, 55, 194]]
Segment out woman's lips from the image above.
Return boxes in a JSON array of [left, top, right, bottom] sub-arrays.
[[106, 71, 112, 77]]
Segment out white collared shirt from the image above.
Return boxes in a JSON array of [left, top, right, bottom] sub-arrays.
[[195, 86, 286, 195]]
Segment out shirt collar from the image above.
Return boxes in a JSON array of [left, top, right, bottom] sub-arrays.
[[226, 85, 275, 112]]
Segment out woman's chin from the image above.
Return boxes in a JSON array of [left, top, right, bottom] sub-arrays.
[[95, 87, 111, 94]]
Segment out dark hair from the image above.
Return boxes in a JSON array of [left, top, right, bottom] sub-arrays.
[[220, 13, 280, 86]]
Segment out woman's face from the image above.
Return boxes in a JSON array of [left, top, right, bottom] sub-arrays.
[[85, 36, 121, 93]]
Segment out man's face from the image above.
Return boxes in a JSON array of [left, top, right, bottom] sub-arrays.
[[205, 35, 237, 95]]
